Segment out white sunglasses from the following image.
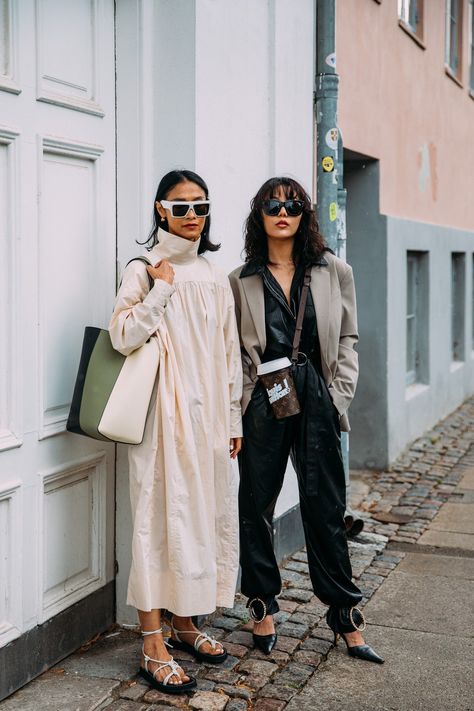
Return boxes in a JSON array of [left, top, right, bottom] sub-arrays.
[[160, 200, 211, 218]]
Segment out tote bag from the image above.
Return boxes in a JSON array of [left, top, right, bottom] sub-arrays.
[[66, 257, 160, 444]]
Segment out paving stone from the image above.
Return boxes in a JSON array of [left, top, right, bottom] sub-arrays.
[[212, 616, 242, 631], [277, 599, 299, 613], [107, 702, 148, 711], [293, 650, 322, 667], [248, 648, 290, 665], [310, 626, 334, 642], [58, 629, 140, 681], [189, 690, 230, 711], [225, 630, 254, 647], [222, 642, 249, 658], [300, 637, 333, 654], [273, 610, 291, 624], [278, 588, 313, 602], [226, 700, 248, 711], [258, 684, 298, 701], [213, 683, 252, 700], [254, 699, 287, 711], [295, 600, 327, 617], [273, 662, 314, 689], [274, 635, 300, 653], [197, 679, 216, 691], [143, 689, 189, 707], [285, 560, 309, 574], [291, 550, 308, 563], [244, 673, 270, 690], [203, 655, 240, 671], [360, 572, 385, 584], [287, 611, 320, 627], [204, 668, 240, 684], [222, 603, 250, 620], [238, 659, 278, 677], [0, 674, 120, 711], [276, 621, 309, 638], [119, 682, 147, 701]]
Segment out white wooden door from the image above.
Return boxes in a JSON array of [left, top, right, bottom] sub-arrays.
[[0, 0, 116, 648]]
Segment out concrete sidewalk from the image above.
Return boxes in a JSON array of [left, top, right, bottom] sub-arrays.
[[2, 398, 474, 711]]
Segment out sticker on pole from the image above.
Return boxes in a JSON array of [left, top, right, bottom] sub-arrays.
[[325, 53, 336, 68], [322, 156, 335, 172], [329, 202, 337, 221], [325, 128, 338, 150]]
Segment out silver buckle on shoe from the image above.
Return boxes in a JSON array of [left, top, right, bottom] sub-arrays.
[[247, 597, 267, 623]]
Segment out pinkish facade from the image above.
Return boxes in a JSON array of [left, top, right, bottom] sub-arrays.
[[337, 0, 474, 231], [334, 0, 474, 467]]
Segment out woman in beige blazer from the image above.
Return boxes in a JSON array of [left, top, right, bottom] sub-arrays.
[[229, 176, 383, 664]]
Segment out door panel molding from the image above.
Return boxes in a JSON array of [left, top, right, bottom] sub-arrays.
[[35, 0, 104, 115], [37, 452, 107, 623], [0, 481, 22, 646], [0, 0, 21, 94], [0, 127, 21, 452], [37, 135, 103, 439]]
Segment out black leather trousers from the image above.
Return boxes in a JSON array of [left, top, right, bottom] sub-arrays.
[[238, 362, 362, 615]]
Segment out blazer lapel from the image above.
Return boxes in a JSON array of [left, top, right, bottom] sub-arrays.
[[241, 273, 266, 358], [311, 264, 330, 371]]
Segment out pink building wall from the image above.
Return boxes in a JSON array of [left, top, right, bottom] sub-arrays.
[[337, 0, 474, 232]]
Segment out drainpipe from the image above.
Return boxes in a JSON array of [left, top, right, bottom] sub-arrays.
[[315, 0, 363, 534]]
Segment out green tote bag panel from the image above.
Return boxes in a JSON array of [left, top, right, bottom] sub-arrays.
[[67, 257, 159, 444]]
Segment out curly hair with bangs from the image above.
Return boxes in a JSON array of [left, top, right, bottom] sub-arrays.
[[243, 176, 327, 265]]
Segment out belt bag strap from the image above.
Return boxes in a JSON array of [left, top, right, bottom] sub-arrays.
[[291, 266, 312, 364]]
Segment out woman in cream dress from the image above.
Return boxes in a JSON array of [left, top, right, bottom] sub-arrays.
[[109, 170, 243, 693]]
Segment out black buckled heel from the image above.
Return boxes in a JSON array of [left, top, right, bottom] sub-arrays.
[[248, 598, 278, 655], [326, 606, 384, 664]]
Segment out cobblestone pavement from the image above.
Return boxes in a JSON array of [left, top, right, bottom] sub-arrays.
[[4, 397, 474, 711]]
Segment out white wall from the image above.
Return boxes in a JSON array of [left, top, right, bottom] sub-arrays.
[[116, 0, 315, 624]]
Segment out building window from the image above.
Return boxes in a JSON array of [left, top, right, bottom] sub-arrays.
[[446, 0, 463, 79], [406, 251, 429, 386], [451, 252, 466, 362], [472, 254, 474, 350], [398, 0, 423, 38], [470, 0, 474, 90]]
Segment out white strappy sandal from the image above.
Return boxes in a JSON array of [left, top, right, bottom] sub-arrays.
[[138, 628, 197, 694], [169, 619, 228, 664]]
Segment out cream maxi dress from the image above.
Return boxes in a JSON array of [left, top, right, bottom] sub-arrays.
[[109, 228, 243, 616]]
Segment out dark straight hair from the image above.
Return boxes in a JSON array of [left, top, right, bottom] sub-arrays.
[[138, 169, 220, 254], [243, 176, 327, 265]]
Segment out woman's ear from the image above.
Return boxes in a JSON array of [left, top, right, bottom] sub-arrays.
[[156, 201, 166, 221]]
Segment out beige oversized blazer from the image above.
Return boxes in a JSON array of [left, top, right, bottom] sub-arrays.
[[228, 251, 358, 432]]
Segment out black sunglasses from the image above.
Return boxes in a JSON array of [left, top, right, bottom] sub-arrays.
[[262, 199, 305, 217]]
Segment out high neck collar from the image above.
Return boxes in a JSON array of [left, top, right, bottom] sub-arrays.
[[150, 227, 201, 264]]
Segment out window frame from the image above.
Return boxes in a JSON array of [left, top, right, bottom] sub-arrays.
[[451, 252, 466, 363], [445, 0, 464, 84], [406, 251, 429, 387], [398, 0, 425, 47], [469, 0, 474, 93]]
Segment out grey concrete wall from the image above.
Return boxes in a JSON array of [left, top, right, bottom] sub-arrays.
[[386, 217, 474, 462], [345, 159, 389, 468], [345, 157, 474, 467]]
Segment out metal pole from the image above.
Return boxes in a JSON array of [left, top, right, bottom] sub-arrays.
[[315, 0, 363, 534], [315, 0, 338, 252]]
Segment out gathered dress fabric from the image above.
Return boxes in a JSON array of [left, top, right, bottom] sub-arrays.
[[109, 228, 243, 616]]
